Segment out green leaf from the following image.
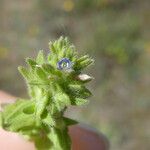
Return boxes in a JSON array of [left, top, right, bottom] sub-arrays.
[[2, 100, 33, 124], [77, 55, 90, 63], [35, 66, 47, 80], [49, 42, 57, 53], [36, 50, 45, 64], [68, 84, 92, 98], [74, 55, 94, 70], [53, 92, 71, 111], [74, 98, 89, 106], [18, 66, 30, 80], [8, 113, 35, 131], [80, 58, 94, 68], [26, 58, 37, 69], [47, 128, 71, 150], [81, 88, 92, 98], [42, 64, 54, 74], [63, 117, 78, 126]]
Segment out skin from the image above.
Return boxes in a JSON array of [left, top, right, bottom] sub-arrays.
[[0, 90, 108, 150]]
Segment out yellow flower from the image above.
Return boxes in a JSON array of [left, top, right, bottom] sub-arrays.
[[63, 0, 74, 12], [0, 46, 8, 58]]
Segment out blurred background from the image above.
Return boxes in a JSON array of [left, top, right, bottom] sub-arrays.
[[0, 0, 150, 149]]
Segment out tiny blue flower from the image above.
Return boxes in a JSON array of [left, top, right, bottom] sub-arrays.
[[57, 58, 72, 70]]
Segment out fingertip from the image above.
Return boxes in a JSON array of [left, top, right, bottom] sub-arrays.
[[0, 128, 35, 150], [0, 91, 17, 103]]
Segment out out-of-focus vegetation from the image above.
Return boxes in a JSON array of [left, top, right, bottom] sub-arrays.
[[0, 0, 150, 149]]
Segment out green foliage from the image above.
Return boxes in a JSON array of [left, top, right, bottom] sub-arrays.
[[75, 0, 133, 12], [89, 14, 141, 65], [0, 37, 94, 150]]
